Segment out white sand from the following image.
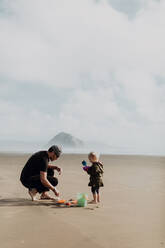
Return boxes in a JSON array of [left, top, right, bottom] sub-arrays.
[[0, 153, 165, 248]]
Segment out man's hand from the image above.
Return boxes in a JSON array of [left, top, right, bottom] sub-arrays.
[[53, 187, 59, 197], [40, 171, 60, 197], [48, 164, 62, 175], [57, 167, 62, 175]]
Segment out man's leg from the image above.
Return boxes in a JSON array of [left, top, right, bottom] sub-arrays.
[[28, 175, 57, 191], [28, 188, 38, 201], [40, 176, 58, 200], [47, 168, 54, 177], [20, 178, 38, 201], [28, 175, 58, 200]]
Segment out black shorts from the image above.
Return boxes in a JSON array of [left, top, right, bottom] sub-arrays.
[[21, 175, 58, 193], [91, 186, 99, 194]]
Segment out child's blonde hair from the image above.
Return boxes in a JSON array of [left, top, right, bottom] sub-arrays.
[[88, 152, 98, 162]]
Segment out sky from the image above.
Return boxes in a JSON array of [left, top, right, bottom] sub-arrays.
[[0, 0, 165, 154]]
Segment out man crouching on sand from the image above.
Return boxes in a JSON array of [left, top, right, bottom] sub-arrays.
[[20, 145, 62, 201]]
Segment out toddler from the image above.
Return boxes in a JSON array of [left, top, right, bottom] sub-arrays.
[[83, 152, 104, 203]]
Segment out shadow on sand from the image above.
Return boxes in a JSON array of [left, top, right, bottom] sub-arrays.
[[0, 197, 81, 208], [0, 198, 64, 207]]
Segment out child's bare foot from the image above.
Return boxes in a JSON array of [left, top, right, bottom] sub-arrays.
[[89, 200, 97, 204], [40, 192, 55, 200], [97, 194, 100, 203], [28, 188, 37, 201]]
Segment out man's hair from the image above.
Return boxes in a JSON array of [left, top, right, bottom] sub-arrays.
[[48, 145, 62, 158]]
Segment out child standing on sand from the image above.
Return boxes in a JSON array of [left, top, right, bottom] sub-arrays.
[[83, 152, 104, 204]]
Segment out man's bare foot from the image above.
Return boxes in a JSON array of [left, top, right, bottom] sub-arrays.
[[40, 192, 55, 200], [28, 188, 37, 201]]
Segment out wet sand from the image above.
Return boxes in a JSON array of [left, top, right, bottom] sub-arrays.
[[0, 153, 165, 248]]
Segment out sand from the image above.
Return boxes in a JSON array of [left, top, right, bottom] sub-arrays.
[[0, 152, 165, 248]]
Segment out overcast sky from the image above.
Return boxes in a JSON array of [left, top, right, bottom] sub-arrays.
[[0, 0, 165, 154]]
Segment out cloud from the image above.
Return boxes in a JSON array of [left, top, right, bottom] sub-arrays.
[[0, 0, 165, 154], [1, 0, 165, 84], [103, 0, 161, 17]]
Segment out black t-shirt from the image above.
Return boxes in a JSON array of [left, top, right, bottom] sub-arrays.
[[20, 151, 49, 183]]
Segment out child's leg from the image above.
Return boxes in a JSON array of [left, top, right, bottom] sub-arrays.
[[93, 193, 97, 203], [96, 187, 100, 202], [91, 187, 97, 203]]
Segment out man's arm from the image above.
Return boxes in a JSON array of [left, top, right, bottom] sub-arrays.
[[47, 164, 62, 174], [40, 171, 59, 196]]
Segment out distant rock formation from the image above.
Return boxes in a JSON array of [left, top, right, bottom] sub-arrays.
[[47, 132, 84, 148]]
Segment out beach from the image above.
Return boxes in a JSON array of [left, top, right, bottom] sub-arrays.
[[0, 153, 165, 248]]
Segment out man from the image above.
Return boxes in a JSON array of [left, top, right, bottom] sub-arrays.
[[20, 145, 62, 201]]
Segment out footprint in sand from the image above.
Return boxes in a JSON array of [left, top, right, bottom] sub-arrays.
[[85, 207, 95, 210]]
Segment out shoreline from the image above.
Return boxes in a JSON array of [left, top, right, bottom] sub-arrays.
[[0, 151, 165, 158]]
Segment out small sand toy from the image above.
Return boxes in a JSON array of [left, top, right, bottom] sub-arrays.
[[77, 193, 88, 207], [82, 160, 87, 166], [57, 199, 66, 204], [65, 199, 78, 207], [82, 160, 90, 171], [70, 200, 77, 205], [55, 196, 88, 207], [55, 199, 78, 207], [55, 199, 66, 205]]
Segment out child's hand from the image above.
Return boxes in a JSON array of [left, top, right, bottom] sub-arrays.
[[83, 166, 89, 172]]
